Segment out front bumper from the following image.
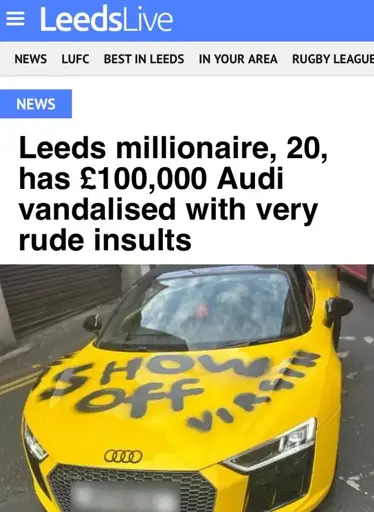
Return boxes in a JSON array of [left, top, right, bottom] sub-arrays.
[[24, 411, 340, 512]]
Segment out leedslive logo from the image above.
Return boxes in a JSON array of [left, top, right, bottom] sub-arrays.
[[40, 4, 174, 32]]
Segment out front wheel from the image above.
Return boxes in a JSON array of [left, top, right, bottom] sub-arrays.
[[367, 266, 374, 301]]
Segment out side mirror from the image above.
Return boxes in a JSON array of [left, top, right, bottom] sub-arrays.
[[83, 314, 102, 334], [325, 297, 353, 328]]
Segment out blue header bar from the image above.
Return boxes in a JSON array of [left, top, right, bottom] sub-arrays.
[[2, 0, 374, 42]]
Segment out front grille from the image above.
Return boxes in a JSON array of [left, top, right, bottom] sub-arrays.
[[48, 465, 216, 512]]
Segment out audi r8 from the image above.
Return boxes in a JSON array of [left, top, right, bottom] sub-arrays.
[[22, 264, 353, 512]]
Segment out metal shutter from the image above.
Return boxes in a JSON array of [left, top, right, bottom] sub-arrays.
[[0, 265, 122, 336]]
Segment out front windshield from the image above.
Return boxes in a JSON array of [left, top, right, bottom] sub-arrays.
[[97, 270, 299, 352]]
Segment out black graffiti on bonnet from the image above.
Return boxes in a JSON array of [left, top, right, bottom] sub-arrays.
[[216, 408, 234, 424], [39, 364, 94, 400], [290, 351, 321, 367], [234, 392, 271, 411], [32, 366, 51, 391], [185, 388, 281, 433], [36, 353, 274, 404], [198, 355, 271, 377], [186, 351, 322, 432], [75, 378, 204, 418], [187, 411, 213, 432], [147, 355, 195, 375], [279, 368, 305, 378], [100, 358, 142, 385], [33, 353, 77, 391], [257, 351, 321, 393], [99, 354, 272, 384], [100, 355, 196, 383], [259, 378, 295, 391], [187, 393, 271, 432], [35, 350, 321, 431]]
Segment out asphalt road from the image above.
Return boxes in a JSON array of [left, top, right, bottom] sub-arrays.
[[0, 277, 373, 512]]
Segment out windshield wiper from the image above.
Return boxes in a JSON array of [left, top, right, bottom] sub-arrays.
[[124, 330, 188, 344], [121, 346, 154, 352], [226, 335, 292, 348], [221, 340, 254, 348], [119, 331, 190, 352]]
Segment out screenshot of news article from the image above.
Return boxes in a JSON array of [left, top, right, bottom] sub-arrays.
[[0, 2, 373, 512]]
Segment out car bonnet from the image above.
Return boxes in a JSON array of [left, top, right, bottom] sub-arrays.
[[24, 331, 332, 470]]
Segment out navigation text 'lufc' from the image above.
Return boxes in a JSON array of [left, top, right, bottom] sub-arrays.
[[40, 4, 174, 33]]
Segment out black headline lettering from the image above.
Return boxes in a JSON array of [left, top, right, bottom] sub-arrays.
[[20, 167, 70, 190], [20, 136, 106, 160], [185, 198, 245, 221], [256, 202, 318, 227], [20, 229, 85, 252], [20, 197, 176, 222], [217, 166, 283, 190], [93, 228, 191, 252], [18, 134, 325, 256]]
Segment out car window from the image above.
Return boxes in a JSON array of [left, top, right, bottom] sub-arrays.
[[305, 276, 314, 314], [293, 265, 313, 318], [97, 271, 300, 352]]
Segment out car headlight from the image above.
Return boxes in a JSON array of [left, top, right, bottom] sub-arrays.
[[223, 418, 316, 473], [24, 423, 48, 461]]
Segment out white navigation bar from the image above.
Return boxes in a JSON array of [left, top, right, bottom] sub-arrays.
[[2, 42, 374, 75]]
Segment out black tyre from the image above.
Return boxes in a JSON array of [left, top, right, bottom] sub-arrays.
[[367, 266, 374, 301]]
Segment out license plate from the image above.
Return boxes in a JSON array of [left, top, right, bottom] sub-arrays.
[[71, 481, 181, 512]]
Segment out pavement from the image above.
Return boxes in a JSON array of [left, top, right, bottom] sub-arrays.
[[0, 277, 373, 511]]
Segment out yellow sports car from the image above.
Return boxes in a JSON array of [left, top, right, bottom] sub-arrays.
[[22, 265, 353, 512]]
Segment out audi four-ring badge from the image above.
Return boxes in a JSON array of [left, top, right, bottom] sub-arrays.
[[22, 265, 352, 512], [104, 449, 143, 463]]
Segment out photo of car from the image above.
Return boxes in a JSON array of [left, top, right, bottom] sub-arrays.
[[21, 264, 353, 512], [336, 265, 374, 301]]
